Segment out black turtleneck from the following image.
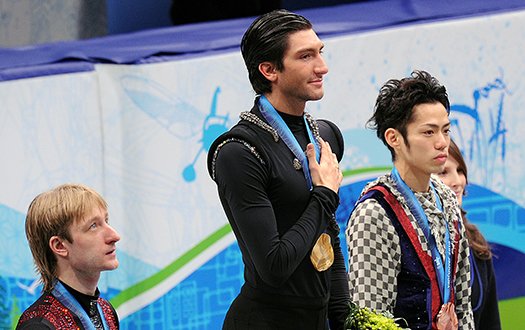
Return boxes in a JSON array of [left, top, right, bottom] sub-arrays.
[[210, 103, 349, 329], [60, 280, 103, 329]]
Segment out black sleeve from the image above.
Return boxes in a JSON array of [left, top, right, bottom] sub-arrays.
[[328, 219, 350, 330], [215, 140, 339, 287], [479, 258, 502, 330], [16, 318, 54, 330]]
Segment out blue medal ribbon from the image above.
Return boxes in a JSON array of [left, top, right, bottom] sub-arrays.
[[391, 168, 453, 304], [258, 95, 320, 190], [52, 281, 110, 330]]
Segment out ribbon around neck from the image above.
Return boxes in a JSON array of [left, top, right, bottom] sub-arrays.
[[53, 281, 110, 330], [391, 167, 453, 304], [258, 95, 320, 190]]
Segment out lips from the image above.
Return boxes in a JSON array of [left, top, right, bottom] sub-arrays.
[[434, 153, 447, 164], [309, 79, 323, 87]]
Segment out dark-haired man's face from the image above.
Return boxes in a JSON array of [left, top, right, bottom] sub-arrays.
[[272, 29, 328, 110], [395, 102, 450, 183]]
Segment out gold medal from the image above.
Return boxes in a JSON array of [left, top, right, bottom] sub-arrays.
[[310, 233, 334, 271], [436, 302, 458, 330]]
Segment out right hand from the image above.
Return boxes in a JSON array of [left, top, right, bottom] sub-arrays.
[[306, 138, 342, 193]]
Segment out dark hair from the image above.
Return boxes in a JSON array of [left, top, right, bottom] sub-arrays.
[[448, 139, 492, 259], [367, 70, 450, 161], [240, 9, 312, 95]]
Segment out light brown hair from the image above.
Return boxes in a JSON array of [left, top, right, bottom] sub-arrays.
[[449, 140, 492, 259], [25, 183, 107, 292]]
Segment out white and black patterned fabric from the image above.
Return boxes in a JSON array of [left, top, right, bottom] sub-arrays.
[[346, 174, 474, 329]]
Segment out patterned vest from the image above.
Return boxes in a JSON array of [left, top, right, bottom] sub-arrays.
[[359, 185, 459, 330], [17, 293, 119, 330]]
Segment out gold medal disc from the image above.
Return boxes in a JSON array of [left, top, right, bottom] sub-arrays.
[[310, 233, 334, 272]]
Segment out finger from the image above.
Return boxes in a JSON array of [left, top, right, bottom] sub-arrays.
[[324, 141, 333, 154], [306, 143, 318, 165], [320, 140, 333, 163]]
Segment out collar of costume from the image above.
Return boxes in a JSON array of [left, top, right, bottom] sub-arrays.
[[258, 95, 320, 190], [391, 167, 453, 304], [52, 280, 110, 330]]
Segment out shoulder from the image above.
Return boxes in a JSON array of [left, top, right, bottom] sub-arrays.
[[18, 293, 51, 321], [349, 177, 408, 227], [207, 123, 270, 180], [17, 293, 77, 330], [316, 118, 344, 161], [349, 189, 388, 224], [347, 189, 398, 245], [207, 114, 271, 181]]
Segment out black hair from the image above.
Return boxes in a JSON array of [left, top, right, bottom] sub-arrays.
[[240, 9, 312, 94], [367, 70, 450, 160]]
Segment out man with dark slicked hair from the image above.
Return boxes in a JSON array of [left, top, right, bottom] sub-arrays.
[[208, 9, 348, 330]]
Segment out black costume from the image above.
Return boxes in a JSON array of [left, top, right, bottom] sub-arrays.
[[207, 99, 349, 330], [471, 252, 501, 329]]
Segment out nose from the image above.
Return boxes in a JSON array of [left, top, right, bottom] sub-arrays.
[[315, 54, 328, 75], [449, 172, 460, 187], [436, 132, 449, 150], [106, 224, 121, 244]]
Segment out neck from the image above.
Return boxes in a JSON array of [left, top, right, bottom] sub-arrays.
[[57, 269, 100, 296], [394, 161, 431, 192], [264, 93, 305, 116]]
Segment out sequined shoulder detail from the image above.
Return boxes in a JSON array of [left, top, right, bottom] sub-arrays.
[[239, 111, 279, 142], [18, 294, 80, 329], [239, 111, 321, 142], [304, 112, 321, 141], [98, 298, 119, 330], [210, 137, 265, 180]]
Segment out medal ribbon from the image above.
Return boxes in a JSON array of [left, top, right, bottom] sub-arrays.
[[391, 168, 452, 304], [469, 251, 483, 311], [258, 95, 320, 190], [52, 281, 110, 330]]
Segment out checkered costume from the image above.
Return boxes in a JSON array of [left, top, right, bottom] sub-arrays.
[[346, 174, 474, 329]]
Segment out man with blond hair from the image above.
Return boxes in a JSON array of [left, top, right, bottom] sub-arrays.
[[17, 183, 121, 330]]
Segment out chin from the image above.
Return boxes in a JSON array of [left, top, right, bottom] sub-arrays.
[[432, 165, 446, 174], [308, 92, 324, 101], [105, 261, 119, 270]]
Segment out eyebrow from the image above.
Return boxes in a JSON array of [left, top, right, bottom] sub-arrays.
[[421, 121, 450, 129], [295, 42, 324, 54], [83, 211, 108, 223]]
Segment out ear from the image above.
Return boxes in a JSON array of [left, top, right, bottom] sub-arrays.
[[384, 128, 401, 149], [258, 62, 277, 82], [49, 236, 68, 258]]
